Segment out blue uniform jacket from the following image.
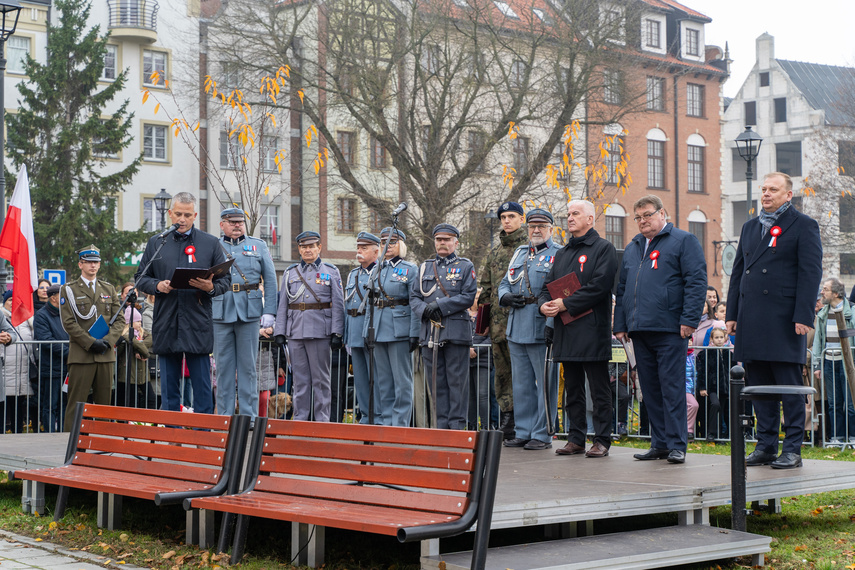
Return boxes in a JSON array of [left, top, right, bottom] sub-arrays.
[[343, 264, 373, 349], [274, 258, 344, 340], [498, 239, 559, 344], [213, 235, 278, 323], [368, 257, 420, 342], [410, 253, 477, 346], [726, 205, 822, 364], [614, 223, 707, 334]]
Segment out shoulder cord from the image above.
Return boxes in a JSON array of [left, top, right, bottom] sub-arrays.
[[418, 261, 437, 297], [285, 267, 306, 303], [64, 284, 97, 321], [294, 267, 322, 303], [345, 270, 364, 303], [506, 247, 526, 286]]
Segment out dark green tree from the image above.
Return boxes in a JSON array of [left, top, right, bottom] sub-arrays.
[[5, 0, 144, 284]]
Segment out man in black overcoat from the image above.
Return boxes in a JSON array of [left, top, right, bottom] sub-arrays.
[[726, 172, 822, 469]]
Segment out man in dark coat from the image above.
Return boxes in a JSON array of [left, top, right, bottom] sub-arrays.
[[33, 284, 68, 432], [614, 195, 707, 464], [540, 200, 618, 458], [726, 172, 822, 469], [135, 192, 230, 414]]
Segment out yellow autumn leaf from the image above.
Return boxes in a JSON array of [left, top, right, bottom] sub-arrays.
[[264, 186, 270, 195], [297, 89, 304, 103], [154, 103, 160, 115], [142, 91, 150, 103]]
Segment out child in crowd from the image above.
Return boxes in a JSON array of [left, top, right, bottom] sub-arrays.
[[686, 348, 699, 440], [695, 323, 732, 440]]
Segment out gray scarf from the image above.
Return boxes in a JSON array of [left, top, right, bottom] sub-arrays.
[[758, 200, 791, 235]]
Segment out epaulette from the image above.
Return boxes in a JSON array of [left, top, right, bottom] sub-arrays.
[[320, 261, 339, 271], [285, 263, 299, 271]]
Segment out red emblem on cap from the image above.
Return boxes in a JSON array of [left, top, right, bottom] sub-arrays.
[[184, 245, 197, 263], [649, 250, 659, 269], [578, 254, 587, 272], [769, 226, 781, 247]]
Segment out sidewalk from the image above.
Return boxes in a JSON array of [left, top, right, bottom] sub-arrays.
[[0, 530, 146, 570]]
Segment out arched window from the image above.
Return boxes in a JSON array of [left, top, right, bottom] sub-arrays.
[[647, 128, 667, 189], [687, 134, 706, 193], [604, 124, 625, 185], [604, 203, 626, 250], [688, 209, 707, 254]]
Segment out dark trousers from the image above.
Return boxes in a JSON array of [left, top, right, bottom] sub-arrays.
[[633, 331, 688, 452], [745, 360, 806, 455], [563, 361, 613, 448], [64, 362, 113, 432], [161, 353, 214, 414], [422, 343, 469, 430]]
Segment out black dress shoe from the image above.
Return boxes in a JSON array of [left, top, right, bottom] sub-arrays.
[[633, 448, 670, 460], [523, 439, 552, 450], [503, 437, 528, 448], [746, 449, 778, 466], [666, 450, 686, 464], [771, 452, 802, 469]]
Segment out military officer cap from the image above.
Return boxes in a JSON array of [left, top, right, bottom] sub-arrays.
[[499, 201, 524, 216], [526, 208, 554, 224], [432, 223, 460, 238], [78, 245, 101, 262], [46, 284, 61, 297], [220, 207, 246, 221], [356, 231, 381, 246], [295, 230, 321, 246], [380, 227, 406, 242]]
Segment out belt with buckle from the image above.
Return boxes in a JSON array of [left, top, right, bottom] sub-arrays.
[[346, 309, 364, 317], [292, 302, 332, 311], [232, 283, 260, 292], [374, 299, 409, 308], [826, 349, 843, 357]]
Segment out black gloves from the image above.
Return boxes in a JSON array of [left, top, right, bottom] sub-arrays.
[[425, 301, 443, 322], [409, 337, 420, 353], [500, 293, 526, 309], [330, 334, 343, 351], [274, 335, 287, 347], [545, 326, 554, 346], [89, 339, 110, 354]]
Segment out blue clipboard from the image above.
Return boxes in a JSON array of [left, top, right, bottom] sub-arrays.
[[88, 315, 109, 339]]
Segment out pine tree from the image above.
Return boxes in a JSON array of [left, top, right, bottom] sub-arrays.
[[5, 0, 144, 284]]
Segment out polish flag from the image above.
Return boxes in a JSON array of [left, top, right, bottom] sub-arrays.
[[270, 220, 277, 245], [0, 165, 38, 326]]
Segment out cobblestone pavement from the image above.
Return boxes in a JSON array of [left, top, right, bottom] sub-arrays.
[[0, 530, 146, 570]]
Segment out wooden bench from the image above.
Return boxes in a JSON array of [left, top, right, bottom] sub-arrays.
[[11, 402, 249, 546], [187, 419, 502, 569]]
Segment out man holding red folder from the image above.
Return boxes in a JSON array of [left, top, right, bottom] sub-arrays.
[[540, 201, 617, 458]]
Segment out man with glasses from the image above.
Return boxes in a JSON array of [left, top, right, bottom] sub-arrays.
[[213, 207, 278, 419], [614, 195, 706, 464]]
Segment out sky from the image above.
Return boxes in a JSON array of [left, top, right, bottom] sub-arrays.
[[699, 0, 855, 97]]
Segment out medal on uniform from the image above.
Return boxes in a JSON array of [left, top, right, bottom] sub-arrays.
[[650, 250, 660, 269], [578, 254, 587, 272], [769, 226, 781, 247], [184, 245, 196, 263], [316, 272, 321, 284]]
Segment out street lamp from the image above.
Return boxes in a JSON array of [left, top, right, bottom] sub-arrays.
[[0, 0, 23, 285], [735, 126, 763, 220], [153, 188, 172, 230], [484, 209, 497, 247]]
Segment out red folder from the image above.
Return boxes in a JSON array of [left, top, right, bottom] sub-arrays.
[[546, 271, 592, 326]]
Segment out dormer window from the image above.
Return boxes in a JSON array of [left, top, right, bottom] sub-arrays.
[[493, 1, 518, 19], [532, 8, 552, 25], [686, 28, 700, 56], [645, 19, 660, 48]]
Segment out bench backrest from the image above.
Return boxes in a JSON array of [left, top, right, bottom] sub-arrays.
[[68, 404, 235, 486], [247, 420, 481, 519]]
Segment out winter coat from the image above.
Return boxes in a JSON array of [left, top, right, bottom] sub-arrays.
[[3, 309, 35, 397], [33, 302, 69, 381], [696, 346, 732, 396]]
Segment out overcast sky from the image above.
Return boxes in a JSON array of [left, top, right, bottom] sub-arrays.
[[700, 0, 855, 97]]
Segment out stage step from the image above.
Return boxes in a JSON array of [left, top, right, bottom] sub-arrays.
[[422, 525, 771, 570]]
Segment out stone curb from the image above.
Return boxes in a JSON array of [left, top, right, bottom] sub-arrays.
[[0, 528, 150, 569]]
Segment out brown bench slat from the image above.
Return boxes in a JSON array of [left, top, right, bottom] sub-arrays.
[[261, 437, 475, 470], [264, 420, 477, 448], [81, 404, 232, 431], [72, 453, 222, 485], [75, 435, 227, 468], [80, 421, 230, 449]]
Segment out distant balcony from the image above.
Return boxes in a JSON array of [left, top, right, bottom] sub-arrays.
[[106, 0, 159, 43]]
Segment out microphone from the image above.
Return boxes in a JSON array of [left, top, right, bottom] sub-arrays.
[[392, 202, 408, 217], [156, 223, 180, 239]]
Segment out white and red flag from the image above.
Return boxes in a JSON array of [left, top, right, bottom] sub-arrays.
[[0, 165, 38, 326], [270, 220, 277, 245]]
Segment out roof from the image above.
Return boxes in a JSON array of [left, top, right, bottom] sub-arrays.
[[777, 59, 855, 126], [640, 0, 711, 22]]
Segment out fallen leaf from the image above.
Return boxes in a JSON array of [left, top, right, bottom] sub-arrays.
[[162, 550, 176, 560], [795, 545, 807, 552]]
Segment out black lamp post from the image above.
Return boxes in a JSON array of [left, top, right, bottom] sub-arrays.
[[0, 0, 23, 285], [484, 209, 498, 247], [153, 188, 171, 230], [735, 126, 763, 220]]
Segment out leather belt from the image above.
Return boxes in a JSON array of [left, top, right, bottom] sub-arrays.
[[291, 302, 331, 311], [232, 283, 260, 292], [524, 296, 538, 304], [374, 299, 409, 308], [346, 309, 364, 317]]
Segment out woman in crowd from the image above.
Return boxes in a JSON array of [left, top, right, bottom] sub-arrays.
[[3, 291, 36, 433]]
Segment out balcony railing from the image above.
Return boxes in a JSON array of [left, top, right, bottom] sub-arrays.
[[106, 0, 158, 42]]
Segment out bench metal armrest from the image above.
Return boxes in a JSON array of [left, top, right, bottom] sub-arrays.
[[740, 385, 817, 401]]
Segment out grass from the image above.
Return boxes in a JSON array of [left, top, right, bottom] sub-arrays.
[[2, 439, 855, 569]]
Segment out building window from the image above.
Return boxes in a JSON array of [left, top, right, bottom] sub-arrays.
[[839, 140, 855, 176], [368, 209, 384, 234], [744, 101, 756, 126], [260, 205, 280, 259], [7, 36, 29, 74], [513, 136, 529, 176], [511, 60, 526, 90], [142, 198, 167, 232], [687, 145, 704, 193], [774, 97, 787, 123], [338, 66, 355, 98], [220, 61, 240, 90], [605, 215, 624, 250], [603, 69, 621, 104], [606, 136, 623, 185], [370, 135, 387, 169], [219, 129, 243, 169], [261, 136, 278, 172], [493, 0, 519, 18], [93, 120, 119, 159], [143, 49, 167, 86], [689, 221, 706, 255], [759, 72, 770, 87], [468, 131, 486, 172], [687, 84, 704, 117], [647, 77, 665, 111], [337, 131, 356, 166], [645, 19, 660, 48], [841, 254, 855, 275], [731, 148, 748, 182], [143, 124, 167, 162], [776, 141, 802, 177], [102, 45, 118, 81], [647, 140, 664, 189], [685, 28, 699, 56], [336, 198, 357, 233], [420, 44, 441, 74]]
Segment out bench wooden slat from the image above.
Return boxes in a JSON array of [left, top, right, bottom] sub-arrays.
[[264, 420, 477, 449], [75, 435, 226, 467], [72, 453, 222, 485], [262, 437, 475, 470], [80, 421, 230, 449], [81, 404, 231, 431]]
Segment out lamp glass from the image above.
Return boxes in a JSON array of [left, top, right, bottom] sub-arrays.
[[0, 0, 21, 41]]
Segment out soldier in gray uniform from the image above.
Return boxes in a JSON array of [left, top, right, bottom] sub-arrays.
[[498, 208, 561, 450], [344, 231, 380, 423], [371, 228, 419, 426], [213, 207, 278, 418], [410, 223, 477, 430], [274, 231, 344, 421]]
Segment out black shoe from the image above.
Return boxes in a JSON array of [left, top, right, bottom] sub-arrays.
[[746, 450, 778, 466], [523, 439, 552, 450], [770, 452, 802, 469], [503, 437, 528, 448], [633, 448, 670, 461], [499, 411, 516, 440], [666, 450, 686, 464]]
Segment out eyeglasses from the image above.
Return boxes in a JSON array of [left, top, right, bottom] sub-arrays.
[[224, 220, 245, 226], [529, 224, 551, 231], [633, 209, 661, 223]]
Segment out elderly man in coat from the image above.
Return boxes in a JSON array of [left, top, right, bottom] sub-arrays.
[[727, 172, 822, 469]]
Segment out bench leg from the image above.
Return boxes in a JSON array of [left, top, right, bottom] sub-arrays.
[[752, 499, 782, 514], [544, 522, 572, 539], [565, 520, 593, 537], [752, 552, 766, 566], [185, 509, 215, 547], [97, 492, 122, 530], [421, 538, 439, 558], [231, 514, 250, 565], [21, 481, 45, 516], [678, 507, 709, 526], [291, 522, 325, 568], [217, 512, 235, 554], [53, 485, 67, 520]]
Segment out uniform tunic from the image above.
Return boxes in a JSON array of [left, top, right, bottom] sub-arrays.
[[344, 263, 374, 423]]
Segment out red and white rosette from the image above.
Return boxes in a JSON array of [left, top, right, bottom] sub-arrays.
[[649, 249, 660, 269], [768, 226, 782, 247], [578, 254, 587, 272], [184, 245, 197, 263]]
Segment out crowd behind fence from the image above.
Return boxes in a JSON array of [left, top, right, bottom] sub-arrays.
[[2, 340, 853, 449]]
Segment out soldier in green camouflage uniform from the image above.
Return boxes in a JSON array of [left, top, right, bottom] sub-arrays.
[[478, 201, 528, 439]]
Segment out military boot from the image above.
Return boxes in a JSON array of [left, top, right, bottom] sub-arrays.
[[499, 410, 516, 440]]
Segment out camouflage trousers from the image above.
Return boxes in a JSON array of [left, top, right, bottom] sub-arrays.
[[492, 340, 513, 412]]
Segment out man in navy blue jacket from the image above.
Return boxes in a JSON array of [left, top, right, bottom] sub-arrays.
[[614, 195, 707, 464], [726, 172, 822, 469]]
